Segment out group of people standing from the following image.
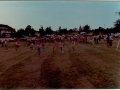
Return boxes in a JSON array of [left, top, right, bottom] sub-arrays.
[[1, 39, 9, 51], [67, 33, 113, 48]]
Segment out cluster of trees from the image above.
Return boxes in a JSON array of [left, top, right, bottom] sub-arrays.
[[15, 25, 54, 37], [15, 25, 36, 37], [78, 11, 120, 34], [55, 27, 77, 35], [11, 11, 120, 37], [15, 25, 78, 37], [39, 26, 53, 36]]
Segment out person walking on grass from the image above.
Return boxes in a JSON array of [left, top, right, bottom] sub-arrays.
[[96, 35, 99, 44], [106, 34, 110, 48], [104, 34, 107, 43], [30, 42, 34, 52], [109, 34, 113, 46], [1, 39, 4, 47], [52, 41, 56, 53], [60, 40, 64, 53], [72, 40, 75, 50], [86, 36, 90, 44], [15, 39, 20, 51], [41, 41, 45, 50], [36, 42, 41, 56], [90, 36, 93, 45], [4, 39, 8, 51]]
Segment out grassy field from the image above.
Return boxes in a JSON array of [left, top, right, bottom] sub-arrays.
[[0, 38, 120, 89]]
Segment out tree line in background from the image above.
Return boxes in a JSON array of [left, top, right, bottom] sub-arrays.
[[8, 11, 120, 38]]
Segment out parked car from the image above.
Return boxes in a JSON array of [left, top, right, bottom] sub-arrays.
[[20, 37, 28, 41], [80, 32, 86, 35], [8, 38, 16, 42], [114, 33, 120, 38]]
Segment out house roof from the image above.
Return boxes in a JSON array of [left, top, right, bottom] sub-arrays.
[[0, 24, 15, 30]]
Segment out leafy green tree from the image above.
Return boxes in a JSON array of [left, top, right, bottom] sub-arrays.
[[68, 29, 73, 33], [58, 26, 62, 35], [39, 26, 46, 36], [78, 26, 83, 34], [30, 28, 36, 36], [16, 28, 25, 37], [83, 25, 90, 32], [114, 11, 120, 32], [24, 25, 36, 36], [45, 26, 53, 35], [11, 29, 16, 38], [63, 28, 68, 34]]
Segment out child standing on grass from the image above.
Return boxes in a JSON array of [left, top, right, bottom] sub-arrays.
[[106, 34, 110, 48], [30, 42, 34, 52], [89, 36, 93, 45], [36, 43, 41, 56], [1, 39, 4, 47], [72, 40, 75, 50], [15, 39, 20, 51], [60, 41, 64, 53], [109, 34, 113, 46], [52, 41, 56, 53], [4, 39, 8, 51]]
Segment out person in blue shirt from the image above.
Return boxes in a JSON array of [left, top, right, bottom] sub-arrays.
[[36, 42, 41, 56]]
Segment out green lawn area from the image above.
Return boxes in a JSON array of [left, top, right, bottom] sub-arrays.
[[0, 38, 120, 89]]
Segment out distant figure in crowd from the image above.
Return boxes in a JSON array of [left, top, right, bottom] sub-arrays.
[[52, 41, 56, 53], [72, 40, 75, 50], [94, 35, 99, 44], [104, 34, 107, 43], [1, 39, 4, 47], [36, 42, 41, 56], [109, 34, 113, 46], [41, 41, 45, 50], [4, 39, 8, 51], [15, 39, 20, 51], [30, 42, 34, 52], [60, 40, 64, 53], [90, 36, 94, 45], [106, 34, 110, 47]]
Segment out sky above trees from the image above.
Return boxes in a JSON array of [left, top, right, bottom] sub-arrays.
[[0, 1, 120, 31]]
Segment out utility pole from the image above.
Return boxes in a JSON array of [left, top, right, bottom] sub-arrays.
[[104, 24, 105, 29]]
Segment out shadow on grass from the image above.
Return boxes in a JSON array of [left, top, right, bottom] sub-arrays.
[[40, 58, 76, 89], [40, 59, 61, 88]]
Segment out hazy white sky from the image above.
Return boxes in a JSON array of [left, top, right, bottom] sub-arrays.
[[0, 1, 120, 31]]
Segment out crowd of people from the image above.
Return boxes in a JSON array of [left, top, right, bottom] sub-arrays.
[[0, 33, 115, 56]]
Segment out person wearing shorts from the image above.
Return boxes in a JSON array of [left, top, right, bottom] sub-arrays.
[[36, 43, 41, 56], [106, 34, 110, 47], [72, 40, 75, 50], [30, 42, 34, 52], [4, 40, 8, 51], [60, 41, 64, 53], [15, 39, 20, 51], [52, 41, 56, 53]]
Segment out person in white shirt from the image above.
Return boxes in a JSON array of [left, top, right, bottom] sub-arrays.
[[109, 34, 113, 46], [4, 40, 8, 51], [60, 41, 64, 53], [30, 42, 34, 52]]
